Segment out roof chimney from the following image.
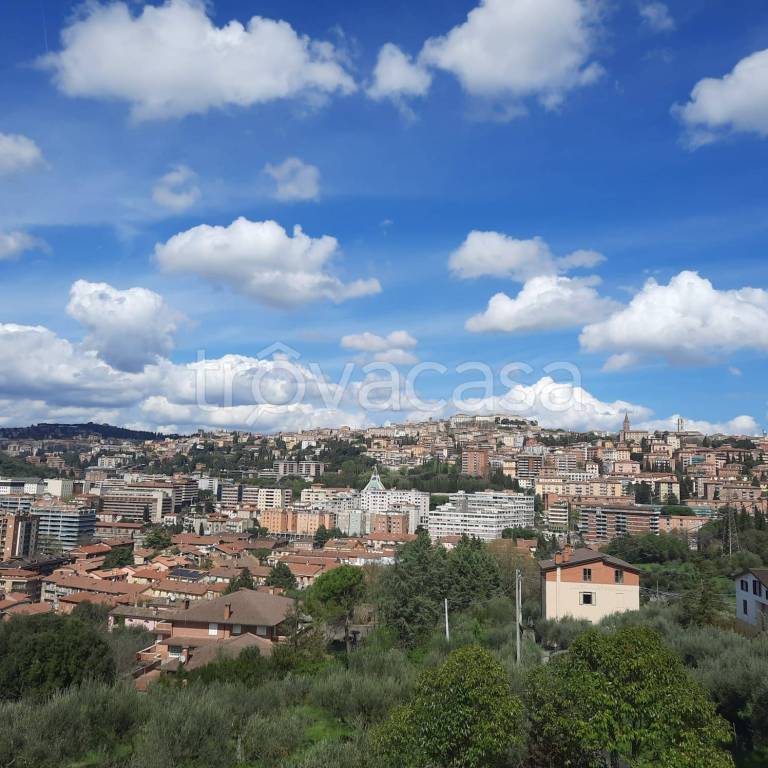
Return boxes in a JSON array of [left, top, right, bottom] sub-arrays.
[[563, 544, 574, 561], [224, 602, 232, 621], [554, 551, 563, 565]]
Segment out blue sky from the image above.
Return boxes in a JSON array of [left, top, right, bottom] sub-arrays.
[[0, 0, 767, 434]]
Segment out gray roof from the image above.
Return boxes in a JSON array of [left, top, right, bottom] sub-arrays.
[[169, 588, 294, 628], [539, 548, 640, 574]]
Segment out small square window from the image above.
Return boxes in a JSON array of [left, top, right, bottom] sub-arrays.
[[208, 622, 218, 636], [580, 592, 595, 606], [232, 624, 242, 636], [582, 568, 592, 582]]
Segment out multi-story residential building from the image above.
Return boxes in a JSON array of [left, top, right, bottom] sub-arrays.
[[241, 486, 292, 511], [540, 547, 640, 622], [274, 460, 325, 479], [536, 478, 625, 499], [735, 568, 768, 634], [578, 505, 659, 543], [0, 512, 38, 559], [220, 482, 242, 507], [515, 454, 544, 480], [359, 468, 429, 520], [544, 501, 569, 532], [98, 488, 171, 524], [30, 500, 97, 551], [461, 448, 489, 478], [428, 490, 534, 541], [44, 478, 75, 499]]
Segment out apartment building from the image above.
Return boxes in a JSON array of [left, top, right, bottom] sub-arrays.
[[544, 501, 569, 532], [30, 500, 97, 551], [0, 512, 38, 560], [578, 505, 660, 544], [428, 491, 534, 541], [274, 460, 325, 479], [516, 454, 544, 480], [98, 488, 171, 524], [540, 547, 640, 622], [359, 468, 429, 519], [461, 448, 489, 478], [241, 486, 292, 511]]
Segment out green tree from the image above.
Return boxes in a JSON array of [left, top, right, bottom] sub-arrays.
[[313, 524, 331, 549], [103, 547, 133, 568], [224, 567, 255, 594], [265, 561, 297, 591], [375, 645, 524, 768], [305, 565, 365, 654], [526, 626, 734, 768], [144, 526, 172, 551], [0, 614, 115, 701]]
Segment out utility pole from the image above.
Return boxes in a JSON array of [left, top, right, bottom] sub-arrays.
[[515, 568, 522, 665], [444, 597, 450, 643]]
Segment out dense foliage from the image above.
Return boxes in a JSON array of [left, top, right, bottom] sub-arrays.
[[0, 614, 115, 700]]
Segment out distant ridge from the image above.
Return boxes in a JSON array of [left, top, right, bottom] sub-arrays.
[[0, 422, 177, 441]]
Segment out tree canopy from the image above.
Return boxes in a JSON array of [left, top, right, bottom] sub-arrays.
[[526, 626, 735, 768], [0, 614, 115, 701], [375, 645, 524, 768]]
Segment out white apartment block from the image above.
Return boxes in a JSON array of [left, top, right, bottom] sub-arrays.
[[44, 478, 75, 499], [427, 491, 534, 541], [360, 487, 430, 518], [241, 486, 292, 511], [31, 501, 97, 551]]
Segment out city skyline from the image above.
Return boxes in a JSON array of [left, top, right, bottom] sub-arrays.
[[1, 0, 768, 434]]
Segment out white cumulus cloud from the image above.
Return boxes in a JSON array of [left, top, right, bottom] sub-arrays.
[[341, 330, 418, 365], [39, 0, 356, 121], [675, 48, 768, 146], [67, 280, 183, 372], [0, 133, 44, 175], [265, 157, 320, 201], [420, 0, 603, 111], [152, 165, 201, 212], [367, 43, 432, 102], [154, 217, 381, 308], [449, 231, 605, 280], [466, 275, 618, 333], [580, 270, 768, 369]]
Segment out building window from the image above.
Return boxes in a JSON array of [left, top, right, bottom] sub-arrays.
[[754, 581, 762, 597], [582, 568, 592, 582], [741, 579, 749, 591], [743, 599, 748, 616], [614, 569, 624, 584], [232, 624, 242, 636], [256, 625, 268, 637], [208, 622, 218, 636], [579, 592, 595, 606]]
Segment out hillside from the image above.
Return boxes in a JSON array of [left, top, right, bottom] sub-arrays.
[[0, 422, 172, 442]]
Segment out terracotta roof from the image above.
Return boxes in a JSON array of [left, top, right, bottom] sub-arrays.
[[152, 579, 210, 596], [169, 588, 294, 628], [4, 602, 52, 617], [539, 548, 640, 574], [0, 568, 38, 578], [45, 574, 150, 597], [183, 633, 274, 671]]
